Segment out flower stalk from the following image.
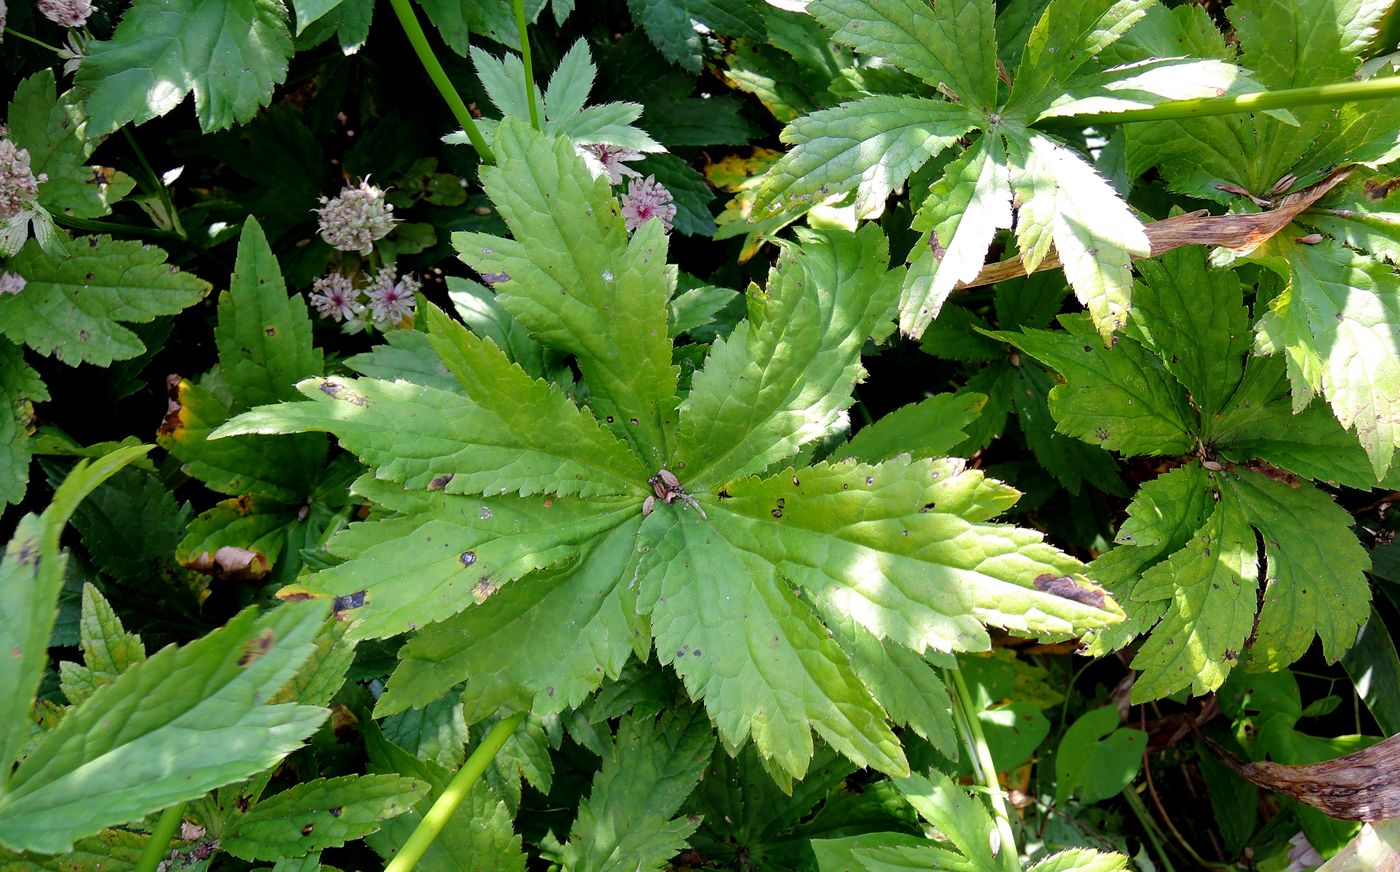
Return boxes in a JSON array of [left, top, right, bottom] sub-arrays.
[[511, 0, 539, 130], [385, 0, 495, 164], [1061, 73, 1400, 126], [133, 801, 187, 872], [947, 666, 1021, 872]]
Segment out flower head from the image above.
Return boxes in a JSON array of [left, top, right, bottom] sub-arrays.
[[0, 0, 8, 41], [308, 273, 363, 322], [366, 266, 420, 326], [37, 0, 93, 28], [0, 271, 24, 295], [619, 176, 676, 233], [0, 139, 46, 222], [583, 143, 643, 185], [315, 179, 398, 255]]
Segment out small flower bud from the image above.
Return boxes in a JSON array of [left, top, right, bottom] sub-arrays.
[[314, 179, 398, 255]]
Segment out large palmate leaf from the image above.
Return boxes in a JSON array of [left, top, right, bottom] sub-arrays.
[[76, 0, 294, 136], [1001, 248, 1378, 699], [0, 237, 211, 367], [755, 0, 1247, 339], [219, 121, 1120, 781]]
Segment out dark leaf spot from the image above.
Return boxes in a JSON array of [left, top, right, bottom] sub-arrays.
[[1032, 574, 1106, 609]]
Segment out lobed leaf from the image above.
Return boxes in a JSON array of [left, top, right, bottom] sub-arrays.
[[222, 774, 429, 860], [1008, 0, 1155, 117], [57, 584, 146, 706], [830, 392, 987, 465]]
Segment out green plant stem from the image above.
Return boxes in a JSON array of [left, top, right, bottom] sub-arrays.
[[947, 667, 1021, 872], [54, 214, 184, 240], [134, 802, 187, 872], [384, 712, 526, 872], [1063, 74, 1400, 126], [511, 0, 539, 130], [385, 0, 495, 165], [122, 128, 186, 240], [2, 28, 62, 52], [1122, 787, 1178, 872]]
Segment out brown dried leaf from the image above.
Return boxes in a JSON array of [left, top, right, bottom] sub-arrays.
[[1203, 732, 1400, 822]]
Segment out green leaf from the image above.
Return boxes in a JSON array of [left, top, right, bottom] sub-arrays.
[[1341, 608, 1400, 736], [559, 708, 713, 872], [345, 329, 461, 392], [1255, 240, 1400, 478], [66, 466, 188, 585], [0, 828, 150, 871], [455, 120, 678, 468], [0, 600, 329, 854], [754, 96, 978, 220], [1009, 365, 1124, 496], [871, 770, 999, 872], [1222, 470, 1370, 671], [445, 277, 552, 378], [1027, 850, 1130, 872], [1007, 133, 1148, 337], [0, 445, 150, 778], [57, 584, 146, 706], [0, 342, 47, 506], [1054, 706, 1146, 804], [217, 218, 324, 411], [1008, 0, 1155, 116], [291, 0, 344, 33], [675, 224, 900, 486], [1130, 246, 1250, 421], [380, 696, 470, 768], [830, 392, 987, 464], [0, 237, 212, 366], [636, 506, 908, 781], [6, 70, 135, 221], [993, 314, 1194, 456], [811, 0, 998, 110], [76, 0, 294, 135], [223, 775, 429, 860], [626, 0, 703, 72], [901, 136, 1013, 338]]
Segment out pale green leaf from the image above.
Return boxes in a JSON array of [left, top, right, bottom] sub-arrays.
[[1223, 471, 1370, 672], [754, 96, 978, 220], [1131, 246, 1250, 420], [1129, 486, 1258, 702], [1255, 240, 1400, 477], [217, 218, 324, 411], [471, 45, 546, 122], [993, 315, 1194, 456], [0, 237, 211, 367], [560, 708, 713, 872], [1027, 849, 1130, 872], [811, 0, 998, 109], [214, 370, 643, 499], [291, 0, 344, 33], [377, 506, 643, 720], [1037, 57, 1264, 122], [268, 618, 354, 708], [707, 457, 1120, 654], [675, 224, 900, 487], [544, 40, 595, 125], [283, 477, 635, 641], [557, 103, 662, 152], [668, 285, 736, 338], [223, 775, 429, 860], [1008, 0, 1155, 116], [7, 71, 135, 220], [455, 121, 678, 468], [636, 506, 908, 781], [345, 330, 461, 392], [901, 136, 1013, 338], [0, 445, 149, 779], [830, 392, 987, 464], [0, 342, 47, 506], [76, 0, 293, 135], [1008, 133, 1148, 337], [0, 601, 329, 854], [57, 584, 145, 706]]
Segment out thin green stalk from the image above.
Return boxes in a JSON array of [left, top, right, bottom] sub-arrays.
[[1122, 787, 1178, 872], [122, 128, 186, 239], [947, 667, 1021, 872], [1063, 74, 1400, 126], [134, 802, 187, 872], [2, 28, 62, 52], [384, 712, 526, 872], [54, 214, 184, 240], [385, 0, 495, 165], [511, 0, 539, 130]]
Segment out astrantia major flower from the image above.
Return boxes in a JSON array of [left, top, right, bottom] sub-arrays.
[[315, 179, 398, 255], [308, 273, 363, 322], [37, 0, 93, 28], [0, 271, 24, 295], [582, 143, 643, 185], [0, 139, 45, 222], [366, 265, 420, 326], [619, 175, 676, 233]]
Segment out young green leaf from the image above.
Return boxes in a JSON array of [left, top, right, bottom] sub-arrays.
[[829, 392, 987, 464], [76, 0, 294, 135], [57, 584, 146, 706], [0, 341, 47, 506], [1054, 706, 1146, 804], [222, 774, 429, 860]]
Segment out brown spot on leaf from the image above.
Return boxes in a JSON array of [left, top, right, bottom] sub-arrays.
[[238, 629, 276, 666], [428, 473, 454, 490], [318, 379, 368, 406], [185, 546, 270, 581], [332, 590, 367, 616], [1032, 574, 1107, 609]]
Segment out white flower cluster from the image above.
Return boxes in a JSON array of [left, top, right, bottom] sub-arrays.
[[37, 0, 93, 27], [0, 138, 46, 222], [308, 265, 420, 330], [314, 180, 399, 255]]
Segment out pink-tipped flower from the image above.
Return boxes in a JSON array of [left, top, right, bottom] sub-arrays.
[[315, 179, 398, 255], [0, 139, 46, 222], [0, 271, 24, 295], [367, 266, 420, 326], [37, 0, 92, 28], [583, 143, 643, 185], [308, 273, 363, 322], [620, 175, 676, 233]]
